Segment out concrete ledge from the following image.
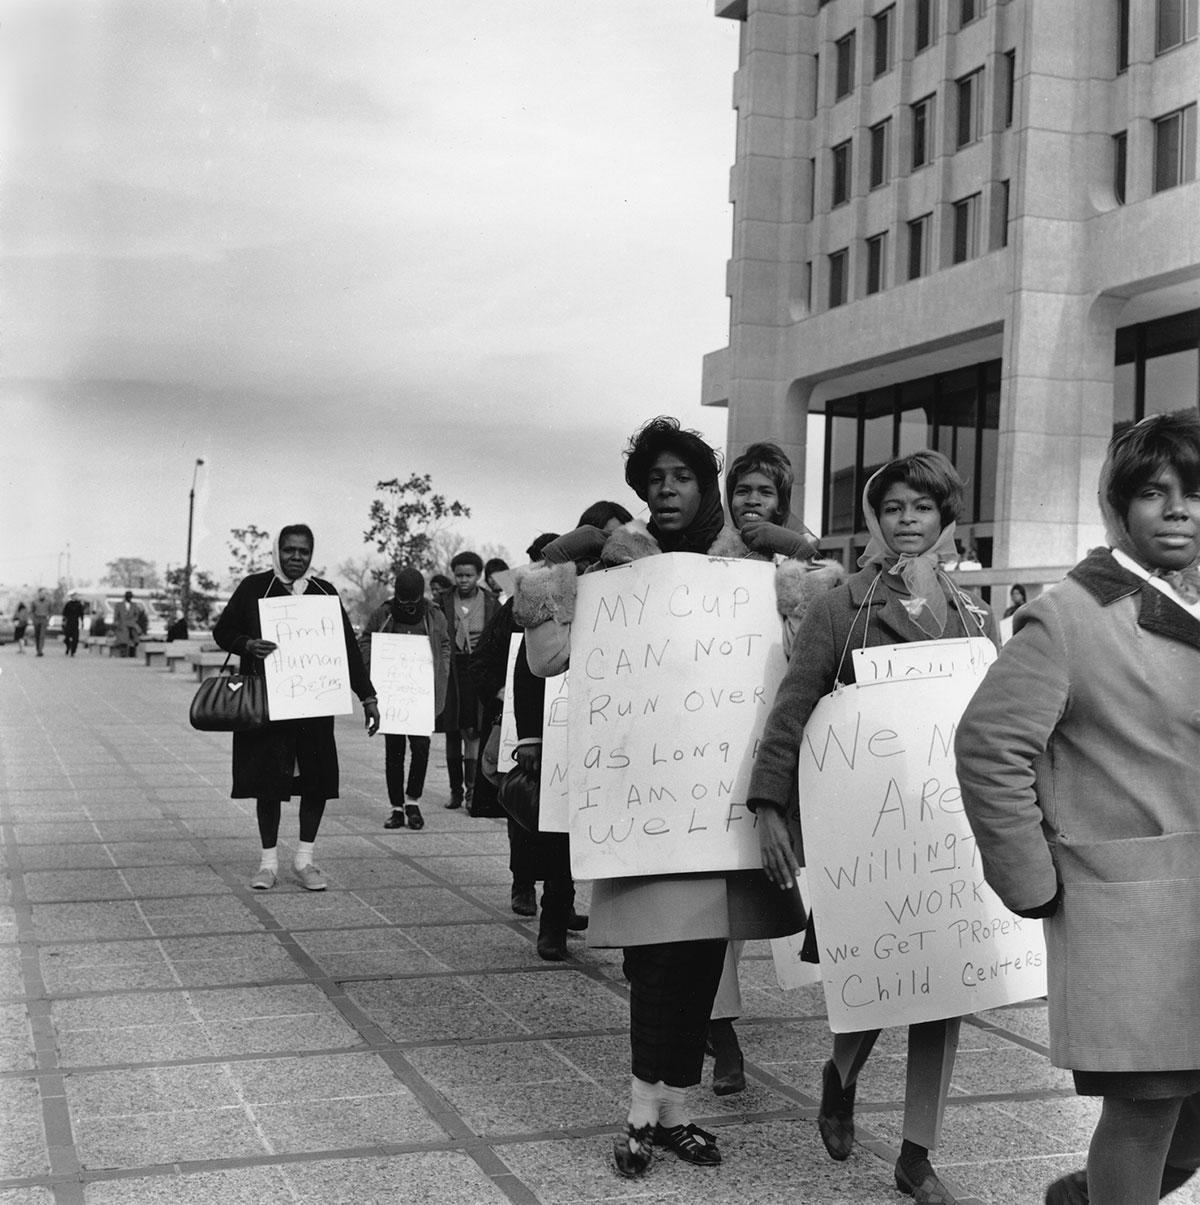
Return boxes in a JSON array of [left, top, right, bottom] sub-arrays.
[[188, 650, 233, 682]]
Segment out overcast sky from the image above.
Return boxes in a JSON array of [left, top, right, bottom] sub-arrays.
[[0, 0, 746, 595]]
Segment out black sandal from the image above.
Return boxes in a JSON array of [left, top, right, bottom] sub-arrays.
[[613, 1123, 654, 1178], [654, 1122, 721, 1166]]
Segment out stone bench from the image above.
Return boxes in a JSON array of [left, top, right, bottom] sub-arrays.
[[188, 650, 233, 682], [144, 646, 170, 667], [84, 637, 116, 656]]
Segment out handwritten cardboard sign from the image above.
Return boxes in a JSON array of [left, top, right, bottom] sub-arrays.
[[567, 554, 787, 879], [798, 651, 1046, 1031], [539, 670, 571, 833], [851, 637, 996, 684], [258, 595, 352, 720], [371, 633, 435, 735], [493, 638, 523, 778]]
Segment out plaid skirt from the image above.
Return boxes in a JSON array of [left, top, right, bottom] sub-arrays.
[[623, 939, 727, 1088]]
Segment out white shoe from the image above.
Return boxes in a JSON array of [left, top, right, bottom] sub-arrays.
[[250, 867, 277, 890], [293, 864, 327, 891]]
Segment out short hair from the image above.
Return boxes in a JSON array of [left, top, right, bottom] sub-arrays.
[[450, 551, 483, 573], [429, 573, 453, 591], [484, 557, 508, 577], [623, 416, 721, 501], [576, 500, 634, 529], [278, 523, 315, 549], [526, 532, 560, 562], [865, 450, 964, 527], [725, 442, 794, 523], [1105, 410, 1200, 520]]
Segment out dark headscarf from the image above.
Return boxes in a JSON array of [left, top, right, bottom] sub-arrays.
[[624, 416, 725, 554], [390, 566, 426, 626]]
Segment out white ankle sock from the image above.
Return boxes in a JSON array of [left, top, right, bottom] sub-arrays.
[[294, 841, 315, 870], [658, 1082, 688, 1128], [628, 1076, 659, 1129], [259, 847, 278, 872]]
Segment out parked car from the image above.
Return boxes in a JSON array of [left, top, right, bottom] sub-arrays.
[[0, 615, 14, 644]]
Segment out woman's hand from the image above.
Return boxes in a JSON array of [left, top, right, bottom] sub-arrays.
[[515, 745, 541, 774], [362, 701, 380, 737], [244, 639, 277, 659], [757, 805, 801, 889], [541, 525, 608, 565], [740, 521, 820, 560]]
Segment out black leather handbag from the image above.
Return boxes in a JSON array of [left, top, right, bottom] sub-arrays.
[[189, 654, 269, 732], [497, 762, 540, 833]]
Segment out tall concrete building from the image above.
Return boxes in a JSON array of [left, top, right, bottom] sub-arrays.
[[703, 0, 1200, 573]]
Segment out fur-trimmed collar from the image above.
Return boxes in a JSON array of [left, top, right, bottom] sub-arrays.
[[1068, 546, 1200, 651]]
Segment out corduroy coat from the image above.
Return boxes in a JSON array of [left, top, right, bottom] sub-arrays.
[[213, 572, 375, 800], [514, 526, 829, 949], [956, 548, 1200, 1072]]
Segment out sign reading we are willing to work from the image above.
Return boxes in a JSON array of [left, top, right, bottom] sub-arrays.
[[567, 554, 787, 879], [798, 639, 1046, 1032]]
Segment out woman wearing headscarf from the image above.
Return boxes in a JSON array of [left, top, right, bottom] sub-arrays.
[[957, 411, 1200, 1205], [359, 566, 451, 832], [214, 525, 379, 891], [515, 418, 809, 1179], [747, 450, 996, 1205]]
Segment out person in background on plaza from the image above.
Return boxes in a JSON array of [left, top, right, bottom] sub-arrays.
[[748, 449, 997, 1205], [12, 601, 29, 652], [166, 609, 189, 641], [700, 441, 826, 1096], [61, 593, 85, 657], [956, 411, 1200, 1205], [214, 525, 380, 891], [1002, 582, 1028, 618], [359, 566, 450, 832], [29, 588, 52, 656], [428, 573, 453, 606], [111, 590, 143, 658], [484, 557, 509, 602], [438, 551, 499, 810], [517, 418, 806, 1178]]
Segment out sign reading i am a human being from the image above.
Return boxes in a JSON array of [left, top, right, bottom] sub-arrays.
[[567, 553, 786, 879], [258, 595, 352, 721], [371, 633, 435, 735], [798, 646, 1046, 1032]]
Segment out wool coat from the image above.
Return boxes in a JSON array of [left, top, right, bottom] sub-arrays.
[[956, 548, 1200, 1072], [437, 587, 501, 733], [514, 525, 820, 949], [213, 571, 375, 800]]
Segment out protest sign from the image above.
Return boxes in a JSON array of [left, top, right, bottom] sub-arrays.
[[770, 869, 824, 990], [539, 671, 571, 833], [567, 554, 787, 879], [371, 633, 435, 735], [258, 595, 352, 721], [495, 639, 522, 777], [798, 649, 1046, 1032]]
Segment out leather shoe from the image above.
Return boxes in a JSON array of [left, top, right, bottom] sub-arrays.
[[1044, 1171, 1088, 1205], [404, 805, 425, 831], [511, 885, 537, 916], [817, 1059, 855, 1161], [567, 912, 588, 931], [537, 930, 568, 961], [895, 1157, 959, 1204], [383, 810, 405, 829]]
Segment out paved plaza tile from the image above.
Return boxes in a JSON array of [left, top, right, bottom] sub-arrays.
[[3, 649, 1200, 1204]]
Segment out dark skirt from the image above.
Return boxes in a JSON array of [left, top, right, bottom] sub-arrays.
[[623, 939, 727, 1088], [1074, 1068, 1200, 1099]]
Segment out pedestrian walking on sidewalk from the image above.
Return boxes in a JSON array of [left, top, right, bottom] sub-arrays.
[[957, 411, 1200, 1205], [30, 588, 52, 656], [12, 602, 28, 652], [214, 525, 379, 892], [358, 566, 450, 832], [62, 594, 85, 656]]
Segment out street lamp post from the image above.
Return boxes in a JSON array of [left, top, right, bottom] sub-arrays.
[[183, 458, 205, 624]]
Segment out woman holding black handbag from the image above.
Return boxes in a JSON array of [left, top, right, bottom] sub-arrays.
[[214, 525, 379, 891]]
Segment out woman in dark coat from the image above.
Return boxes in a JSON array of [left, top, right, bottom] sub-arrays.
[[214, 525, 379, 891]]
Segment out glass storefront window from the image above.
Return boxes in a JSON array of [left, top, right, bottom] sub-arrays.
[[1144, 348, 1200, 416], [1113, 361, 1136, 427], [898, 378, 935, 455], [826, 402, 858, 534]]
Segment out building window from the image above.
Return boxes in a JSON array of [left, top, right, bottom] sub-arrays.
[[1003, 50, 1016, 127], [916, 0, 936, 51], [829, 248, 849, 308], [956, 69, 984, 148], [1114, 130, 1127, 204], [804, 260, 814, 310], [835, 32, 856, 98], [866, 232, 887, 295], [960, 0, 983, 26], [1118, 0, 1131, 71], [813, 52, 821, 111], [807, 156, 817, 218], [1154, 104, 1198, 193], [874, 6, 895, 77], [1156, 0, 1199, 54], [1115, 308, 1200, 426], [912, 95, 935, 168], [869, 119, 891, 188], [953, 193, 981, 263], [998, 179, 1010, 247], [908, 214, 931, 280], [832, 140, 853, 206]]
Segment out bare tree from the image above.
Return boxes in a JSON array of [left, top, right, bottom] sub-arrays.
[[227, 525, 272, 585], [336, 556, 391, 629], [103, 557, 160, 589]]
